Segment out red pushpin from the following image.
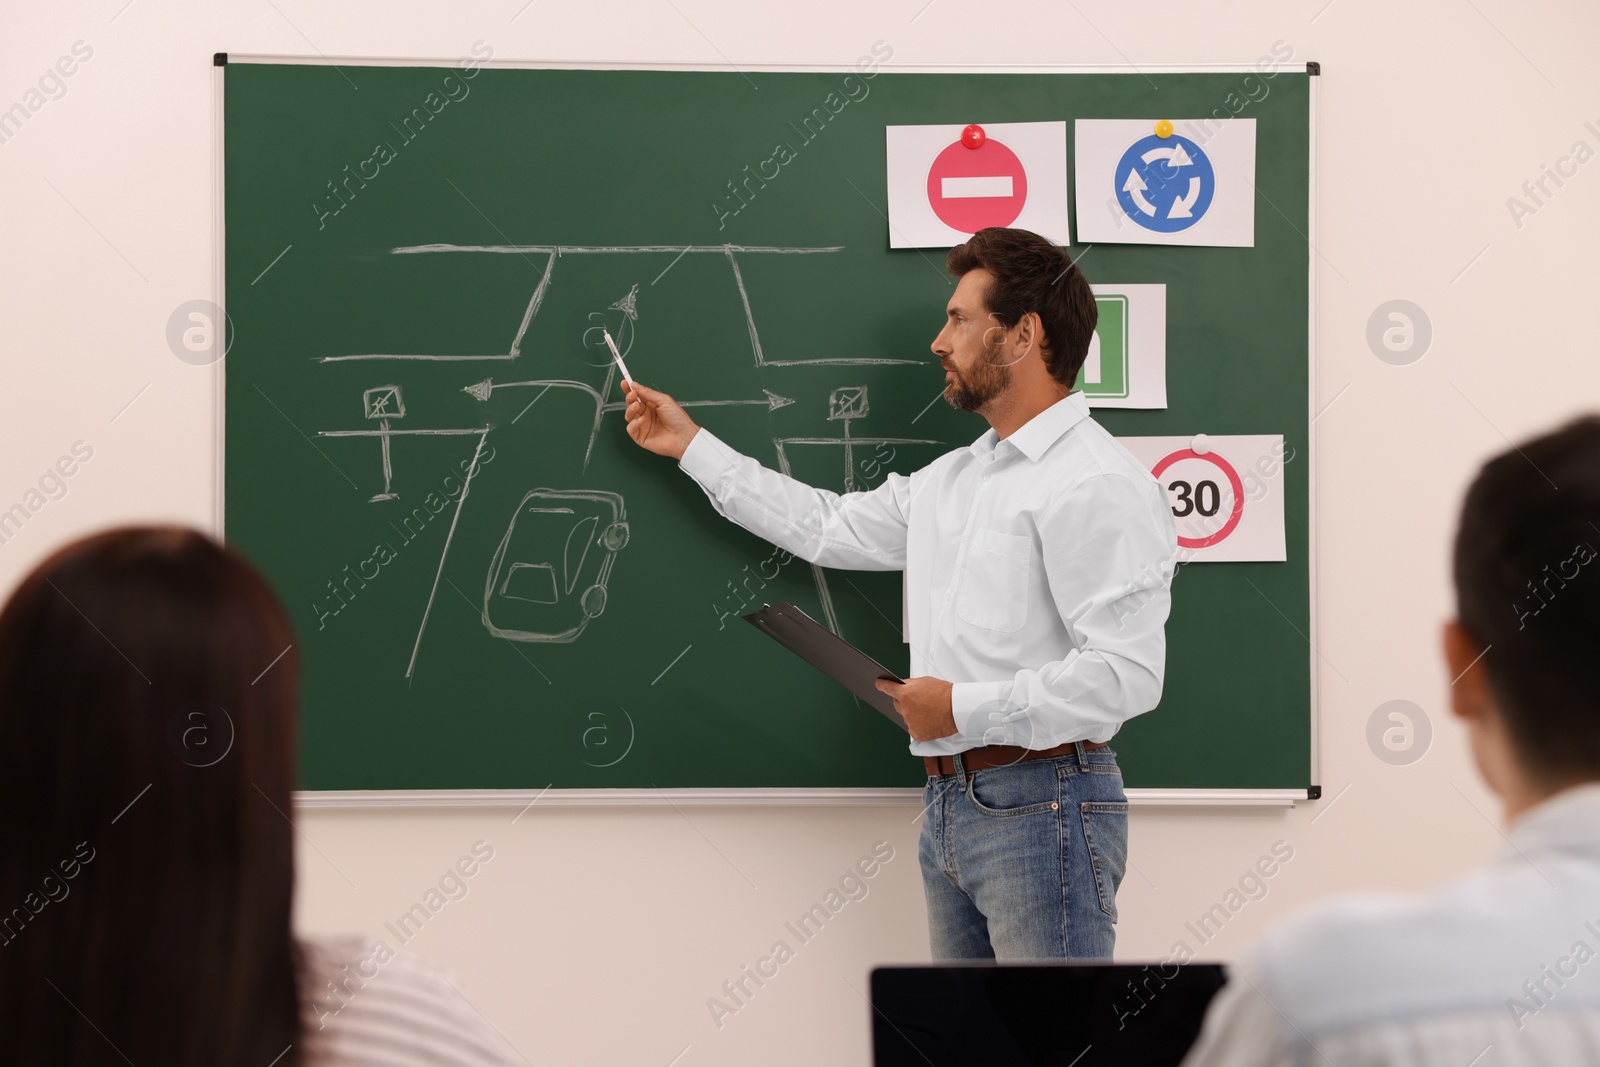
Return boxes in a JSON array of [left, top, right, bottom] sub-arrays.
[[961, 123, 986, 150]]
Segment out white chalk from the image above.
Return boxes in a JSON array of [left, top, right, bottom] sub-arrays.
[[602, 329, 633, 385]]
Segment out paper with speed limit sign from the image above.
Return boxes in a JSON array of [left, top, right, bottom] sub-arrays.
[[1117, 434, 1289, 562]]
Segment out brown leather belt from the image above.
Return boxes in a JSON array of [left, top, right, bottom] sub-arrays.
[[923, 739, 1107, 777]]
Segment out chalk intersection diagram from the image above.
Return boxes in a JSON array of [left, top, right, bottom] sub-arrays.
[[316, 243, 942, 677]]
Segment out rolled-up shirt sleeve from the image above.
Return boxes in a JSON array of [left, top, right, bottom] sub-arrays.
[[949, 472, 1177, 748], [677, 427, 909, 571]]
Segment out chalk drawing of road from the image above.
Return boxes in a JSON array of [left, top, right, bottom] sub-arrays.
[[484, 489, 630, 644], [316, 242, 948, 676], [314, 243, 922, 367]]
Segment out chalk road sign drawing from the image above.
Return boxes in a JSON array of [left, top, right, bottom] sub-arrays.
[[772, 389, 939, 634], [361, 385, 405, 501], [318, 389, 486, 508]]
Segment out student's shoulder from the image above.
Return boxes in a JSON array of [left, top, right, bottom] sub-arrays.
[[1256, 859, 1563, 967], [1241, 889, 1459, 1037], [1250, 864, 1592, 1033], [299, 935, 523, 1066], [1254, 889, 1434, 970]]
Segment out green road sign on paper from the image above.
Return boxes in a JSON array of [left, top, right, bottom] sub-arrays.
[[1078, 294, 1129, 399], [1074, 284, 1167, 409]]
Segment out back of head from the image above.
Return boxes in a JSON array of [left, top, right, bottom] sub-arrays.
[[0, 526, 303, 1066], [1454, 415, 1600, 783]]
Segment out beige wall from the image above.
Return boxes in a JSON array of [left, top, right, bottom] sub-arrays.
[[5, 1, 1598, 1063]]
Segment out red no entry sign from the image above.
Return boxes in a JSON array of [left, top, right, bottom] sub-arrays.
[[925, 138, 1029, 233]]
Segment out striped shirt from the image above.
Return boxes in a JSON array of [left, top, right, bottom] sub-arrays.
[[298, 936, 526, 1067]]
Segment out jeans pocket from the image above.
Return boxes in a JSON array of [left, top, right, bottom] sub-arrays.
[[1080, 801, 1128, 921], [965, 765, 1057, 817]]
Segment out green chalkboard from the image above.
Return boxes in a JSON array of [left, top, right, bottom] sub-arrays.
[[222, 60, 1314, 793]]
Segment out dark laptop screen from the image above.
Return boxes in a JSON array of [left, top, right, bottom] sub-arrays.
[[870, 963, 1226, 1067]]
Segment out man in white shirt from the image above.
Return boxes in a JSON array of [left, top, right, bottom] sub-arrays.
[[1182, 414, 1600, 1066], [621, 227, 1178, 960]]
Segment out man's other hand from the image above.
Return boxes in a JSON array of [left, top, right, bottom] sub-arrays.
[[874, 676, 957, 742]]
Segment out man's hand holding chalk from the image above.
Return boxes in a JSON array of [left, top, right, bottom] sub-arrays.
[[621, 377, 701, 461], [602, 329, 634, 386]]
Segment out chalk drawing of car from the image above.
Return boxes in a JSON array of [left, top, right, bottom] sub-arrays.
[[483, 489, 630, 643]]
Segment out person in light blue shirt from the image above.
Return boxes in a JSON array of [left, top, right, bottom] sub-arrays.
[[621, 227, 1178, 960], [1183, 414, 1600, 1067]]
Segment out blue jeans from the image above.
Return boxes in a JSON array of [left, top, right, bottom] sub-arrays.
[[918, 743, 1128, 960]]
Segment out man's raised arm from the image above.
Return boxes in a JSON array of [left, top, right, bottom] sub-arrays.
[[623, 379, 909, 570]]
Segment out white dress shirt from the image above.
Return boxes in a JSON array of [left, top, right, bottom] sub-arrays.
[[676, 389, 1178, 756], [1181, 783, 1600, 1067]]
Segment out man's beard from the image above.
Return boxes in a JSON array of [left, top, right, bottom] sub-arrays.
[[944, 340, 1012, 413]]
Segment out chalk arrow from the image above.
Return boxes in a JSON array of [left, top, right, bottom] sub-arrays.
[[678, 389, 795, 411], [1122, 169, 1158, 217], [610, 283, 640, 321], [467, 376, 795, 413], [1168, 176, 1202, 219]]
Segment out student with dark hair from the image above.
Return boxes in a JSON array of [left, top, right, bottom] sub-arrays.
[[0, 527, 522, 1066], [1183, 415, 1600, 1065], [621, 227, 1178, 959]]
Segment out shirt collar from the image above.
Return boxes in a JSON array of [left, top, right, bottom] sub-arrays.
[[1503, 781, 1600, 859], [967, 390, 1091, 464]]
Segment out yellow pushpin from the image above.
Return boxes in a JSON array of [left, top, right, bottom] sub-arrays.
[[1154, 119, 1174, 139]]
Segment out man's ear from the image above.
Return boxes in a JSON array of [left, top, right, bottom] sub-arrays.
[[1443, 619, 1491, 722], [1014, 311, 1043, 359]]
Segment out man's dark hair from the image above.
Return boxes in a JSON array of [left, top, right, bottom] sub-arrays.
[[946, 227, 1097, 387], [1454, 414, 1600, 780]]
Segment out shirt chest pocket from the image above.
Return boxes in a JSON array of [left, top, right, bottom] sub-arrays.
[[955, 527, 1032, 633]]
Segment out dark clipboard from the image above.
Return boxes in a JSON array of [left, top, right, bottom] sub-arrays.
[[743, 602, 908, 731]]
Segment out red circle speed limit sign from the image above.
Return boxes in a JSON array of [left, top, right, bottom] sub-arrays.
[[1152, 448, 1246, 549], [925, 138, 1029, 233]]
